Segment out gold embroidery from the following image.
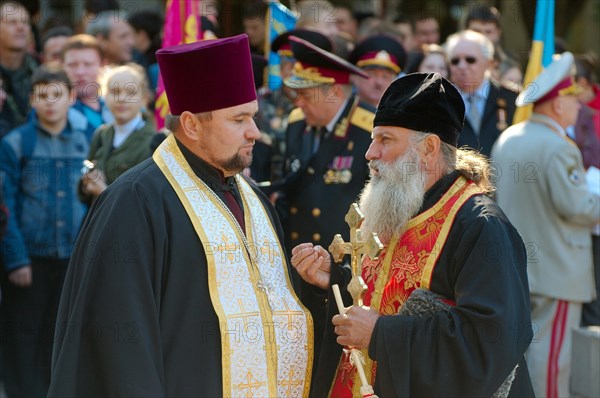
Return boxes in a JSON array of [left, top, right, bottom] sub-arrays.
[[154, 135, 313, 398], [407, 178, 467, 229], [288, 107, 305, 124], [273, 298, 306, 331], [229, 299, 260, 329], [420, 183, 482, 289], [349, 106, 375, 132], [332, 176, 482, 396], [356, 52, 401, 74], [236, 370, 266, 397], [281, 367, 304, 396], [293, 63, 335, 84], [334, 117, 349, 137]]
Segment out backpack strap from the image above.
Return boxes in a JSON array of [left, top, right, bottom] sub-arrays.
[[19, 125, 37, 169]]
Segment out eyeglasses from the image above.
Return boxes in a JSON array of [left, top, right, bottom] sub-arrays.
[[450, 56, 478, 66]]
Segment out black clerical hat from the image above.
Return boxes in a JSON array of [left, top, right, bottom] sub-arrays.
[[374, 73, 465, 146]]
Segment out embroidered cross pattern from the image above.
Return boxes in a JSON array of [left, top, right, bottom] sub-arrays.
[[273, 298, 305, 331], [228, 299, 259, 329], [281, 367, 303, 396], [236, 370, 265, 398]]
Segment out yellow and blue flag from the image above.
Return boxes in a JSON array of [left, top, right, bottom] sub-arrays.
[[513, 0, 555, 123], [264, 1, 297, 90]]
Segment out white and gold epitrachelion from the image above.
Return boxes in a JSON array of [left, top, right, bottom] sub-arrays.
[[154, 135, 313, 397]]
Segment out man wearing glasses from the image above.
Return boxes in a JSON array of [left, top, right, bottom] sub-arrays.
[[444, 30, 517, 157]]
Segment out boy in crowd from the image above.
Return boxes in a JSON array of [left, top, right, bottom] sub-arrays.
[[0, 66, 89, 397]]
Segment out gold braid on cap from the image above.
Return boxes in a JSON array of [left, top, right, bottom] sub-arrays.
[[357, 59, 401, 74], [277, 49, 293, 58], [558, 77, 583, 96], [356, 51, 401, 74], [293, 62, 336, 84]]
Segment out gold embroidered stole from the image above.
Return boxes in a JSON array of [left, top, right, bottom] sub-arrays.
[[330, 176, 482, 397], [154, 135, 313, 397]]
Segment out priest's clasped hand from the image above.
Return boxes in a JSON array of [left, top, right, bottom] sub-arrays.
[[332, 306, 380, 349], [290, 243, 331, 290]]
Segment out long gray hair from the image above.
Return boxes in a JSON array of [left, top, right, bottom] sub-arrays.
[[410, 132, 495, 194]]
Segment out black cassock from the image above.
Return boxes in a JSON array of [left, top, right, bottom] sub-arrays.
[[47, 140, 316, 397], [311, 171, 536, 398]]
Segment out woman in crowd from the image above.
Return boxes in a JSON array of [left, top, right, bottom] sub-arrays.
[[407, 44, 450, 79], [81, 63, 156, 202]]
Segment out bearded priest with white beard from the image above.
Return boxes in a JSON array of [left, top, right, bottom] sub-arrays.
[[291, 73, 535, 397]]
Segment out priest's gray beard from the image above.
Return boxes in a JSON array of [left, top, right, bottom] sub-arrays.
[[359, 144, 427, 242]]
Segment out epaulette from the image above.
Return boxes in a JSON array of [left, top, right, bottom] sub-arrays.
[[288, 108, 305, 124], [349, 105, 375, 132]]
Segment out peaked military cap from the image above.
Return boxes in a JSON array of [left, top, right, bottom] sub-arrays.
[[284, 35, 368, 89], [349, 35, 407, 74], [516, 52, 582, 106], [271, 29, 332, 57]]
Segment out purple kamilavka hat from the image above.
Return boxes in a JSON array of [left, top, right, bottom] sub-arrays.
[[156, 34, 257, 115]]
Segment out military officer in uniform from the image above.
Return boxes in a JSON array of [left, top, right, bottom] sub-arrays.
[[271, 29, 333, 89], [258, 29, 333, 167], [492, 52, 600, 398], [276, 35, 375, 256], [348, 34, 407, 108]]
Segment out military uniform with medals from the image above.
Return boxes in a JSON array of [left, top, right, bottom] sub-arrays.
[[274, 35, 375, 254], [282, 97, 374, 253], [261, 29, 334, 159]]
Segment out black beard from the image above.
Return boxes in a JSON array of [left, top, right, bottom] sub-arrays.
[[220, 152, 252, 174]]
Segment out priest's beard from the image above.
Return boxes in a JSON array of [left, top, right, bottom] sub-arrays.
[[359, 145, 427, 242], [219, 142, 254, 174], [221, 152, 252, 174]]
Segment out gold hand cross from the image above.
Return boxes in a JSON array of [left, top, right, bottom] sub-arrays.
[[328, 203, 383, 307]]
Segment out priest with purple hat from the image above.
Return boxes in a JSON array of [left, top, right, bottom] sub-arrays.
[[48, 34, 313, 397]]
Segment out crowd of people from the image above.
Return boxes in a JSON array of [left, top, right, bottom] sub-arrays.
[[0, 0, 599, 397]]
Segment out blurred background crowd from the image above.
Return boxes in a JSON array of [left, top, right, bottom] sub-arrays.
[[0, 0, 599, 397]]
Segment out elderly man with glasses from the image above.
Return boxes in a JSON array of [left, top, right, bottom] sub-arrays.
[[444, 30, 517, 157]]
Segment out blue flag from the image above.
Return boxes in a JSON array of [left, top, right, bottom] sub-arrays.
[[265, 1, 297, 90]]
